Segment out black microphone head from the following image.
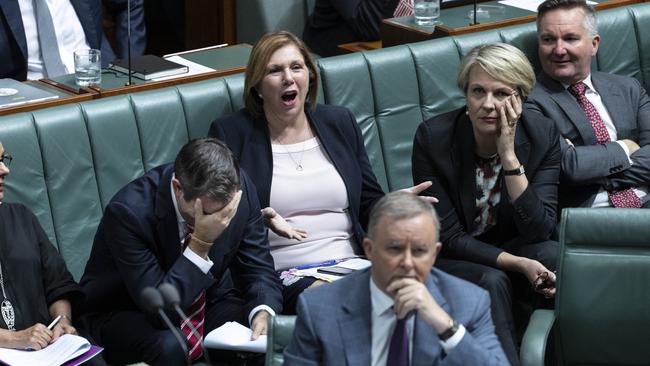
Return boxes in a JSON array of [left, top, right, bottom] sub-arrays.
[[158, 283, 181, 308], [140, 286, 164, 313]]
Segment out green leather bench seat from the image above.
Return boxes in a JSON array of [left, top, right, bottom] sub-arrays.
[[521, 208, 650, 365], [0, 2, 649, 288]]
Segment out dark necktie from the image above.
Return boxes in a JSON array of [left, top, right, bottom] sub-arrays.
[[387, 317, 409, 366], [568, 82, 642, 208], [181, 225, 206, 361], [33, 0, 67, 77]]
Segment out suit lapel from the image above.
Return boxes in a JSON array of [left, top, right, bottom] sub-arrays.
[[154, 166, 183, 271], [539, 72, 598, 145], [591, 72, 632, 138], [338, 271, 372, 366], [453, 112, 479, 230], [70, 0, 99, 48], [412, 274, 444, 366], [1, 1, 27, 60]]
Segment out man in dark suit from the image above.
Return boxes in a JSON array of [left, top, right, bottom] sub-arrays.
[[0, 0, 106, 80], [525, 0, 650, 208], [284, 191, 508, 365], [80, 138, 283, 365]]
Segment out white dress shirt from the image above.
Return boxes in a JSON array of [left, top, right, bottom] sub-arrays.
[[18, 0, 90, 79], [169, 177, 274, 324], [565, 75, 648, 207], [369, 278, 465, 365]]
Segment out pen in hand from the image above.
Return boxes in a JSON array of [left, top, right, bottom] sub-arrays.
[[47, 315, 62, 330]]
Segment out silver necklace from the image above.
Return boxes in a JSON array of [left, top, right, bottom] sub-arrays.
[[0, 261, 15, 330], [282, 140, 307, 171]]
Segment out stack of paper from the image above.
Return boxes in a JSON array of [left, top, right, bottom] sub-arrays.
[[0, 334, 103, 366], [204, 321, 266, 353]]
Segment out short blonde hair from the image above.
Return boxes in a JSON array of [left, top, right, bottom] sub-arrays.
[[457, 43, 536, 99], [244, 31, 319, 119]]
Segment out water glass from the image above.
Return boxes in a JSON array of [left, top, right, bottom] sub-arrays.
[[414, 0, 441, 26], [74, 49, 101, 87]]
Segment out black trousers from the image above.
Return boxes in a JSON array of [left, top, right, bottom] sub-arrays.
[[435, 239, 558, 366], [87, 287, 247, 366]]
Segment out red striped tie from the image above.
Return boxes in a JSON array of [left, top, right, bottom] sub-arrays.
[[394, 0, 414, 17], [568, 82, 642, 208], [182, 226, 206, 360]]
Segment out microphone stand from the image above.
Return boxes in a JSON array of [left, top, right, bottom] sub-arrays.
[[126, 0, 132, 86], [157, 309, 191, 366], [159, 283, 212, 365]]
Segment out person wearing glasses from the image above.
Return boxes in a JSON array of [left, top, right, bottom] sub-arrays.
[[0, 143, 86, 352], [411, 43, 561, 365]]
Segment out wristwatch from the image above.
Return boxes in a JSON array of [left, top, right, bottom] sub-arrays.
[[503, 165, 525, 176], [439, 319, 459, 341]]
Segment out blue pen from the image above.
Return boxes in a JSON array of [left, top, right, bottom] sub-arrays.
[[295, 260, 337, 270]]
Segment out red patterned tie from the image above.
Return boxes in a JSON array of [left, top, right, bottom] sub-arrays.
[[568, 82, 642, 208], [394, 0, 414, 17], [181, 226, 206, 360]]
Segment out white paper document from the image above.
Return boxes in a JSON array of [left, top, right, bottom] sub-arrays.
[[204, 321, 266, 353], [151, 55, 216, 81], [498, 0, 595, 12], [0, 334, 90, 366]]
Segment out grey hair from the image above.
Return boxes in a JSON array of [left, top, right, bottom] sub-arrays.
[[366, 191, 439, 241], [537, 0, 598, 37]]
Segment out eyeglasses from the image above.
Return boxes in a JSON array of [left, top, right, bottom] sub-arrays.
[[0, 154, 12, 167]]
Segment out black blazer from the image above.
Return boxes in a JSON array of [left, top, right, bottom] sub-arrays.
[[412, 107, 561, 266], [209, 104, 385, 251], [80, 164, 282, 321], [0, 0, 103, 80]]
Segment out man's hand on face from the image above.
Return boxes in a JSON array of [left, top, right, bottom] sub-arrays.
[[386, 278, 453, 334], [192, 190, 242, 244]]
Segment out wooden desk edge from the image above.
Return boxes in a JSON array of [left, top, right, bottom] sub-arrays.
[[0, 93, 93, 116], [338, 40, 383, 53], [93, 66, 246, 98]]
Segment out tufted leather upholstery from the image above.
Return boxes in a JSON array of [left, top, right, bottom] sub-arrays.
[[520, 208, 650, 366]]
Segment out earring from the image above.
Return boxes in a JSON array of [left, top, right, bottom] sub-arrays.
[[258, 93, 263, 99], [465, 110, 469, 115]]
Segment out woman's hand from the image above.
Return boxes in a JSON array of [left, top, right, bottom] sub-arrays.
[[13, 324, 52, 350], [496, 94, 522, 159], [261, 207, 307, 240], [50, 317, 76, 343], [399, 181, 439, 204], [519, 258, 556, 298]]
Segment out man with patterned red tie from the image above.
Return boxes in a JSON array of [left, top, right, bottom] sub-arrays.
[[284, 192, 507, 365], [80, 138, 282, 365], [525, 0, 650, 209]]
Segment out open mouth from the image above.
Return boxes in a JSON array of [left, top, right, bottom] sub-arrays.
[[281, 91, 298, 102]]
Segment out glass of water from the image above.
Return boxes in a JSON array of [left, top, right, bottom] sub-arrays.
[[74, 49, 101, 87], [414, 0, 441, 26]]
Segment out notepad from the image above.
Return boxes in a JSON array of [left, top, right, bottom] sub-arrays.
[[0, 79, 59, 109], [0, 334, 103, 366]]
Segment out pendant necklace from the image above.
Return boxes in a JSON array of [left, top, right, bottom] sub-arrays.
[[0, 261, 15, 330], [283, 140, 307, 171]]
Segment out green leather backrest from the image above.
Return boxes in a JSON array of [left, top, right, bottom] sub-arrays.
[[0, 75, 244, 280], [265, 315, 297, 366], [317, 3, 650, 192], [556, 208, 650, 365]]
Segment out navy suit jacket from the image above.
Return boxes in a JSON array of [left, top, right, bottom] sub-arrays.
[[525, 71, 650, 208], [209, 104, 385, 252], [284, 267, 508, 365], [80, 164, 282, 323], [412, 107, 561, 266], [0, 0, 103, 80]]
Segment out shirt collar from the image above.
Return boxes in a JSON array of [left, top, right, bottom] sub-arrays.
[[170, 174, 188, 240], [563, 73, 595, 92], [370, 276, 394, 318]]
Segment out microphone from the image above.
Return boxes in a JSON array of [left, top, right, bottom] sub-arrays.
[[158, 283, 212, 365], [140, 287, 190, 366]]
